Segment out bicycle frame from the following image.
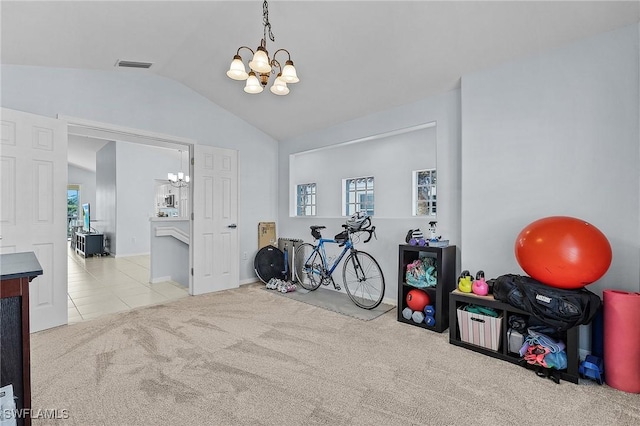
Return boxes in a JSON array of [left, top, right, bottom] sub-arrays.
[[306, 238, 354, 277]]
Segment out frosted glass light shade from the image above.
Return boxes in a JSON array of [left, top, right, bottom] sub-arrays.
[[249, 48, 271, 73], [168, 173, 177, 182], [281, 60, 299, 83], [185, 175, 190, 183], [226, 55, 248, 80], [270, 75, 289, 96], [244, 72, 263, 94]]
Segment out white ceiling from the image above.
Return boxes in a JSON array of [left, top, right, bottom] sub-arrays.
[[2, 1, 639, 141]]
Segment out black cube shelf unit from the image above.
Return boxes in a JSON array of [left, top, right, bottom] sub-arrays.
[[449, 290, 580, 384], [75, 232, 104, 258], [397, 244, 456, 333]]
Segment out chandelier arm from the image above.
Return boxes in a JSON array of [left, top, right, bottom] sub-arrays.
[[272, 48, 292, 61], [236, 46, 255, 57]]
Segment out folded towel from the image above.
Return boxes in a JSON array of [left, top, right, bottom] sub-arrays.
[[526, 329, 566, 353]]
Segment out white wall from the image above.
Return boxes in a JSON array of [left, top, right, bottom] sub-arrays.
[[290, 126, 436, 218], [68, 165, 96, 212], [460, 23, 640, 296], [1, 65, 278, 282], [115, 141, 185, 256], [279, 89, 461, 303]]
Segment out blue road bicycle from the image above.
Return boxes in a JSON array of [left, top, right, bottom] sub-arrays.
[[294, 214, 385, 310]]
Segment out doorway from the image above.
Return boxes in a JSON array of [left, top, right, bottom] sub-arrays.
[[66, 137, 192, 323]]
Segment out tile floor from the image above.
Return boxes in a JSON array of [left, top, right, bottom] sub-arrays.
[[67, 246, 189, 323]]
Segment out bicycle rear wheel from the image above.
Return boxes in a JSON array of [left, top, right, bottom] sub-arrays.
[[294, 243, 323, 291], [342, 251, 385, 309]]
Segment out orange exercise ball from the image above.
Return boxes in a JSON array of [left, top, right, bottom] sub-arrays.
[[515, 216, 612, 289]]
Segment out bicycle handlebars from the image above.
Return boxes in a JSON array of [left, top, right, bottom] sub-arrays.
[[341, 222, 376, 243], [363, 226, 376, 243]]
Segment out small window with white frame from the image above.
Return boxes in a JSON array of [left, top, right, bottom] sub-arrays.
[[414, 169, 436, 216], [344, 176, 374, 216], [296, 183, 317, 216]]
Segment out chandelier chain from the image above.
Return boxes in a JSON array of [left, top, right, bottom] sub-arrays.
[[263, 0, 275, 44]]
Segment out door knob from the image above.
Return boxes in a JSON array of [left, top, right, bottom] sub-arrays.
[[228, 224, 237, 229]]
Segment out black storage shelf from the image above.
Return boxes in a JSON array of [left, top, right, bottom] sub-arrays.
[[397, 244, 456, 333], [75, 232, 104, 258], [449, 290, 580, 384]]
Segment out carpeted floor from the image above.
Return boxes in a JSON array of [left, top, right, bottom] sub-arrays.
[[264, 286, 394, 321], [30, 283, 639, 425]]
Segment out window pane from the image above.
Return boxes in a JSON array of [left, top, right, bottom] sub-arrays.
[[414, 169, 436, 216], [296, 183, 317, 216], [418, 187, 429, 201], [417, 171, 428, 186], [345, 177, 374, 217]]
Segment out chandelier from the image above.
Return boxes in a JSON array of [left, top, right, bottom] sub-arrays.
[[226, 0, 299, 95], [167, 149, 190, 188]]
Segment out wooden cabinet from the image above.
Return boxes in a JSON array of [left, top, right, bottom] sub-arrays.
[[397, 244, 456, 333], [449, 290, 580, 383], [0, 252, 43, 426]]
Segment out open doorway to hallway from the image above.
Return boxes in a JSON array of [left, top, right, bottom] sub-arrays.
[[67, 134, 191, 322]]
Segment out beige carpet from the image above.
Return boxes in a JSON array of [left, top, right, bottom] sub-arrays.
[[265, 286, 394, 321], [31, 283, 639, 425]]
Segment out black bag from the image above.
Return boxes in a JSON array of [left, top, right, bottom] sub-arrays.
[[492, 274, 601, 331]]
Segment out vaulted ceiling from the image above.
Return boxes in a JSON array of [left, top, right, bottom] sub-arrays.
[[2, 1, 639, 141]]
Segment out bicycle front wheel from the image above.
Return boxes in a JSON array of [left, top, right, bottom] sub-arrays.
[[342, 251, 385, 309], [294, 243, 323, 291]]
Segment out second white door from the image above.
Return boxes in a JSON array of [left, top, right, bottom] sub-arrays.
[[191, 145, 239, 295]]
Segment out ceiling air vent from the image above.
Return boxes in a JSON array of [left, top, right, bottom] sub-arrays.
[[115, 60, 153, 69]]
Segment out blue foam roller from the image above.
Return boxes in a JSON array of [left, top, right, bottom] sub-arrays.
[[424, 305, 435, 317], [425, 316, 436, 327], [591, 306, 604, 359]]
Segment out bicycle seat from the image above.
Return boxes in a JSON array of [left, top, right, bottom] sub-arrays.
[[310, 226, 325, 240]]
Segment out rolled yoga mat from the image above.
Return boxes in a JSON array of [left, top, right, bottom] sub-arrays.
[[603, 289, 640, 393]]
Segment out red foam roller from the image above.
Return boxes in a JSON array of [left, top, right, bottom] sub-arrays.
[[603, 289, 640, 393]]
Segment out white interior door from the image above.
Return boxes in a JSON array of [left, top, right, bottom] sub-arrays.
[[191, 145, 238, 295], [0, 108, 68, 332]]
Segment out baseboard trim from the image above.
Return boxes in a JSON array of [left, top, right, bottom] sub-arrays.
[[114, 252, 151, 258], [240, 278, 260, 286], [150, 276, 172, 284], [382, 295, 397, 307]]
